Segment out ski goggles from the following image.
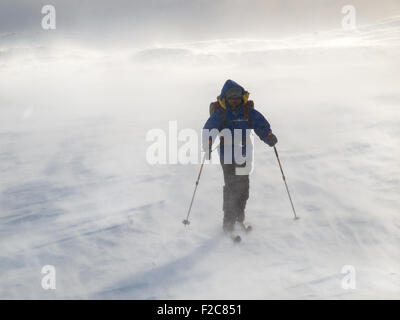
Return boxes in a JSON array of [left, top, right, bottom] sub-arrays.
[[225, 87, 243, 99]]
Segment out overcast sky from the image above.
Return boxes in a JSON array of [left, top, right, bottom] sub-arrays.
[[1, 0, 400, 47]]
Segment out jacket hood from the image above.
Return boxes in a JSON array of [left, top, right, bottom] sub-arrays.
[[217, 79, 249, 109]]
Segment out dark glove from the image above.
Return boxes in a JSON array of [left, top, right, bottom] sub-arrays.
[[266, 132, 278, 147]]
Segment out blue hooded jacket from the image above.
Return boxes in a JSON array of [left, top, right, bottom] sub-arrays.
[[203, 79, 273, 164]]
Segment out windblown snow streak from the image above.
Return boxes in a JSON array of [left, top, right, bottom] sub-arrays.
[[0, 17, 399, 299]]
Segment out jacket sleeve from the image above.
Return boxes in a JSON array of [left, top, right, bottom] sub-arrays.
[[202, 109, 223, 151], [250, 109, 272, 144]]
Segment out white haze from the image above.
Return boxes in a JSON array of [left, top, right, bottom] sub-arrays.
[[0, 13, 400, 298]]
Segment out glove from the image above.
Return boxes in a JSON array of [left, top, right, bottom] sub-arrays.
[[266, 132, 278, 147]]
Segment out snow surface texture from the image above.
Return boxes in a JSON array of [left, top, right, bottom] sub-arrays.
[[0, 17, 399, 299]]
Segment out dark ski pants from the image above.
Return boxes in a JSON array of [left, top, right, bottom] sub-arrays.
[[220, 161, 249, 227]]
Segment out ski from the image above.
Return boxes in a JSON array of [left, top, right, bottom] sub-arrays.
[[238, 222, 252, 233], [223, 222, 252, 243], [224, 230, 242, 243], [230, 234, 242, 243]]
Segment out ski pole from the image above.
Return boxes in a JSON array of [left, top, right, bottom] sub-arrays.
[[273, 146, 299, 220], [182, 153, 207, 226], [183, 137, 215, 226]]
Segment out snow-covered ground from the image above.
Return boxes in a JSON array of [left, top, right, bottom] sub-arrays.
[[0, 17, 399, 299]]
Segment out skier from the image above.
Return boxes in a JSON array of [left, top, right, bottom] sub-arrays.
[[202, 79, 278, 233]]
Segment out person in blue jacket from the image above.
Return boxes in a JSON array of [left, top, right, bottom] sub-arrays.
[[202, 79, 278, 233]]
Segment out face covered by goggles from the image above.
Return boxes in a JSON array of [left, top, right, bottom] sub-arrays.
[[225, 87, 243, 111], [225, 87, 243, 100]]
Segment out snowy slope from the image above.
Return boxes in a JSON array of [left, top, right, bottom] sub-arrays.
[[0, 18, 400, 299]]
